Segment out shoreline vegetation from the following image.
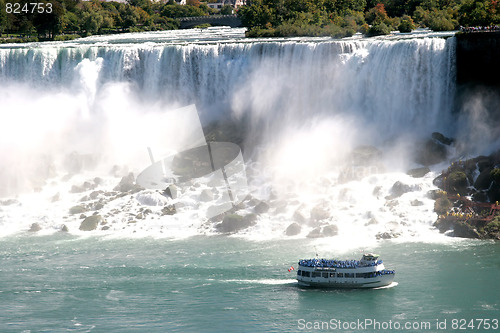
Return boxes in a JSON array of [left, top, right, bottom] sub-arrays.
[[0, 0, 499, 43], [0, 0, 226, 44], [239, 0, 499, 38]]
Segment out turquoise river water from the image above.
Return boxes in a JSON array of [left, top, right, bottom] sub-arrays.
[[1, 235, 498, 332]]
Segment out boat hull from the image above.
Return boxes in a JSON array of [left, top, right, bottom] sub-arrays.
[[297, 274, 395, 289]]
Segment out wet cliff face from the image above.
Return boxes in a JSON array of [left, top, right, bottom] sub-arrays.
[[455, 32, 500, 145], [456, 32, 500, 86]]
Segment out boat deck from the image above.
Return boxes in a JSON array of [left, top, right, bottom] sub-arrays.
[[299, 258, 382, 269]]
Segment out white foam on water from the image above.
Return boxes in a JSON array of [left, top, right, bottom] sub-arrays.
[[221, 279, 297, 285], [373, 281, 399, 290]]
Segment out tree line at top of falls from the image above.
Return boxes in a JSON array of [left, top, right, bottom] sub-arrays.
[[0, 0, 232, 42], [1, 0, 499, 42], [239, 0, 500, 37]]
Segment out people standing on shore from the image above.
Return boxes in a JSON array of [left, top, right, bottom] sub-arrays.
[[460, 25, 500, 33]]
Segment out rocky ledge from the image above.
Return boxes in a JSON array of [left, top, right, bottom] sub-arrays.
[[432, 150, 500, 240]]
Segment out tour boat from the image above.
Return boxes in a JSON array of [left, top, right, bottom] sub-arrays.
[[296, 253, 395, 288]]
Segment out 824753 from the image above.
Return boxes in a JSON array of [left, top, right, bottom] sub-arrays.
[[6, 2, 52, 14]]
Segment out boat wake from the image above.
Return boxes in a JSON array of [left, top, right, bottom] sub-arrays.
[[373, 281, 399, 290], [221, 279, 297, 285]]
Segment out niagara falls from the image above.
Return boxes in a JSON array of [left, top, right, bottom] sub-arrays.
[[0, 26, 499, 332]]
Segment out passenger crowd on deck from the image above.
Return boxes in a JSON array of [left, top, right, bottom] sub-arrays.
[[298, 258, 383, 268], [460, 25, 500, 33]]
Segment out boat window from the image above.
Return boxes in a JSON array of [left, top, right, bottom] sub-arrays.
[[337, 273, 344, 278], [345, 273, 354, 278], [304, 271, 310, 277], [297, 270, 302, 275], [312, 272, 321, 278], [322, 272, 328, 278], [329, 273, 335, 278]]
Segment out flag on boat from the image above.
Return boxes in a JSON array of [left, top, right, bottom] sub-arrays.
[[288, 266, 294, 272]]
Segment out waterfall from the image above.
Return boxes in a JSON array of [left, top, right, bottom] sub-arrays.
[[0, 36, 456, 137], [0, 31, 460, 240]]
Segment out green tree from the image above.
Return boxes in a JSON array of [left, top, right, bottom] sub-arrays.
[[2, 0, 33, 35], [366, 21, 391, 35], [401, 0, 424, 16], [127, 0, 153, 14], [366, 3, 390, 24], [137, 8, 148, 27], [61, 0, 79, 12], [75, 0, 108, 34], [413, 5, 429, 26], [333, 0, 367, 15], [459, 0, 499, 26], [151, 14, 179, 30], [186, 0, 201, 6], [121, 6, 140, 28], [427, 9, 455, 30], [19, 19, 37, 35], [161, 3, 206, 18], [199, 3, 218, 14], [102, 2, 124, 28], [33, 0, 65, 38], [63, 11, 81, 32], [0, 0, 8, 35], [82, 11, 104, 34], [283, 0, 318, 14], [102, 11, 115, 30], [419, 0, 439, 10], [398, 14, 415, 31], [238, 0, 274, 27], [221, 4, 234, 15]]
